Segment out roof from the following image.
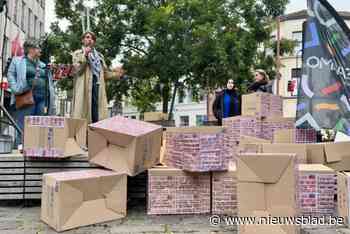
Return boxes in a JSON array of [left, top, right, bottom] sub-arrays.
[[281, 10, 350, 22]]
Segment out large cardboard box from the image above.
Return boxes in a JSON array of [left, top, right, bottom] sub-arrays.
[[212, 163, 237, 215], [261, 143, 307, 164], [338, 172, 350, 226], [259, 117, 295, 141], [144, 112, 168, 122], [237, 153, 300, 234], [242, 93, 283, 118], [299, 164, 336, 217], [274, 129, 317, 144], [23, 116, 87, 158], [306, 142, 350, 171], [165, 127, 229, 172], [41, 169, 127, 232], [88, 116, 162, 176], [147, 166, 210, 215]]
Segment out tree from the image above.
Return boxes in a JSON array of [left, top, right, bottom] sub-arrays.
[[51, 0, 291, 114]]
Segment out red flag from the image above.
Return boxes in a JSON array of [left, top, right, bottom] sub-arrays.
[[11, 33, 24, 57]]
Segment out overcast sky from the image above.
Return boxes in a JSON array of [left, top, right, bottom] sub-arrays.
[[45, 0, 350, 31]]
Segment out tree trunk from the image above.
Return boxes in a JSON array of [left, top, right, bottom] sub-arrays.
[[162, 84, 170, 113], [168, 81, 178, 121]]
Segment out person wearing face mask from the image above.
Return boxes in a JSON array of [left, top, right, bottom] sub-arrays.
[[212, 79, 241, 125], [71, 32, 125, 123], [247, 69, 273, 93], [7, 39, 56, 148]]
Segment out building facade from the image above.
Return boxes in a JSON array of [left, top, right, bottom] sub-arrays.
[[122, 89, 207, 127], [0, 0, 45, 76], [276, 10, 350, 117]]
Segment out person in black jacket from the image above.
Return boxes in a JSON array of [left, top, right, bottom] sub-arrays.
[[247, 69, 273, 93], [212, 79, 241, 125]]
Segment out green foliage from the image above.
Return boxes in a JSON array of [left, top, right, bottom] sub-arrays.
[[51, 0, 290, 113]]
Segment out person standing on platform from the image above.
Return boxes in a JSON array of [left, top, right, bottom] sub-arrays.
[[71, 32, 125, 123], [247, 69, 273, 93], [7, 39, 56, 148], [212, 79, 241, 126]]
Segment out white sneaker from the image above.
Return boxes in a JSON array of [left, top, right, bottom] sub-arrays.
[[18, 144, 23, 151]]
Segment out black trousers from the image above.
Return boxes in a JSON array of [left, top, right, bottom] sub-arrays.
[[91, 75, 99, 123]]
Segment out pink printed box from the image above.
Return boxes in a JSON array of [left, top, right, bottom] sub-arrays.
[[274, 128, 318, 144], [147, 166, 210, 215], [165, 127, 229, 172], [23, 116, 87, 158], [242, 93, 283, 118], [298, 164, 337, 217], [212, 163, 237, 215]]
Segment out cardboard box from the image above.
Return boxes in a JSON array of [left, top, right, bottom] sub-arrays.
[[23, 116, 87, 158], [41, 169, 127, 232], [88, 116, 162, 176], [165, 127, 229, 172], [242, 93, 283, 118], [147, 166, 210, 215], [306, 142, 350, 171], [144, 112, 169, 122], [274, 129, 317, 144], [237, 153, 299, 234], [299, 164, 336, 217], [212, 163, 237, 215], [259, 117, 295, 141], [338, 172, 350, 225], [261, 143, 307, 164]]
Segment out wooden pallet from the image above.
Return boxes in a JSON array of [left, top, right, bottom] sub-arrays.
[[0, 151, 96, 200]]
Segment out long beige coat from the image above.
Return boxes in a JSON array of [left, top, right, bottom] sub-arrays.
[[71, 48, 120, 123]]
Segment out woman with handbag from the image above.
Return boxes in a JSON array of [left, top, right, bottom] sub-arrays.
[[7, 39, 56, 148]]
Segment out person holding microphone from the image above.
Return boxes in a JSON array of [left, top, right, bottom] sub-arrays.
[[71, 31, 125, 123]]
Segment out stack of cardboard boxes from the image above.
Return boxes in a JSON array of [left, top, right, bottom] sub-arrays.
[[24, 116, 162, 232], [27, 92, 350, 233]]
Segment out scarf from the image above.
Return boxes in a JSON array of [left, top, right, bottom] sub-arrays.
[[87, 48, 102, 79]]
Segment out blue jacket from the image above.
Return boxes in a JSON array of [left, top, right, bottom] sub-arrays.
[[7, 56, 56, 115]]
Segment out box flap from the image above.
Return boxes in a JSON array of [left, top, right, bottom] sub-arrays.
[[237, 154, 294, 183], [261, 143, 307, 163], [239, 135, 271, 144], [324, 142, 350, 163], [298, 164, 334, 173], [89, 127, 135, 148], [165, 126, 224, 134], [273, 129, 295, 143]]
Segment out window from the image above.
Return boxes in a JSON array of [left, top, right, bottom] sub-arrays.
[[21, 1, 26, 32], [28, 9, 32, 37], [178, 91, 185, 104], [34, 15, 38, 38], [39, 22, 44, 37], [13, 0, 18, 25], [291, 68, 302, 78], [196, 115, 206, 126], [180, 116, 189, 127], [292, 31, 303, 55]]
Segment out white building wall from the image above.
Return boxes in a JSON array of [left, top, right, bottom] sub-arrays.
[[0, 0, 45, 79]]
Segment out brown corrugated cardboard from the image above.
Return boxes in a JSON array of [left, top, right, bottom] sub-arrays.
[[88, 116, 162, 176], [144, 112, 169, 122], [299, 164, 336, 217], [147, 166, 210, 215], [23, 116, 87, 158], [306, 142, 350, 171], [262, 143, 307, 164], [237, 153, 300, 234], [41, 169, 127, 232], [338, 172, 350, 226], [242, 93, 283, 118], [212, 163, 237, 215]]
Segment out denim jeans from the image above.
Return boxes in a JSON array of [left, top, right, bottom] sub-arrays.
[[12, 95, 47, 148], [91, 75, 99, 123]]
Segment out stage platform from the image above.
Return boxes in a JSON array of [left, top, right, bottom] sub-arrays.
[[0, 151, 95, 200]]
